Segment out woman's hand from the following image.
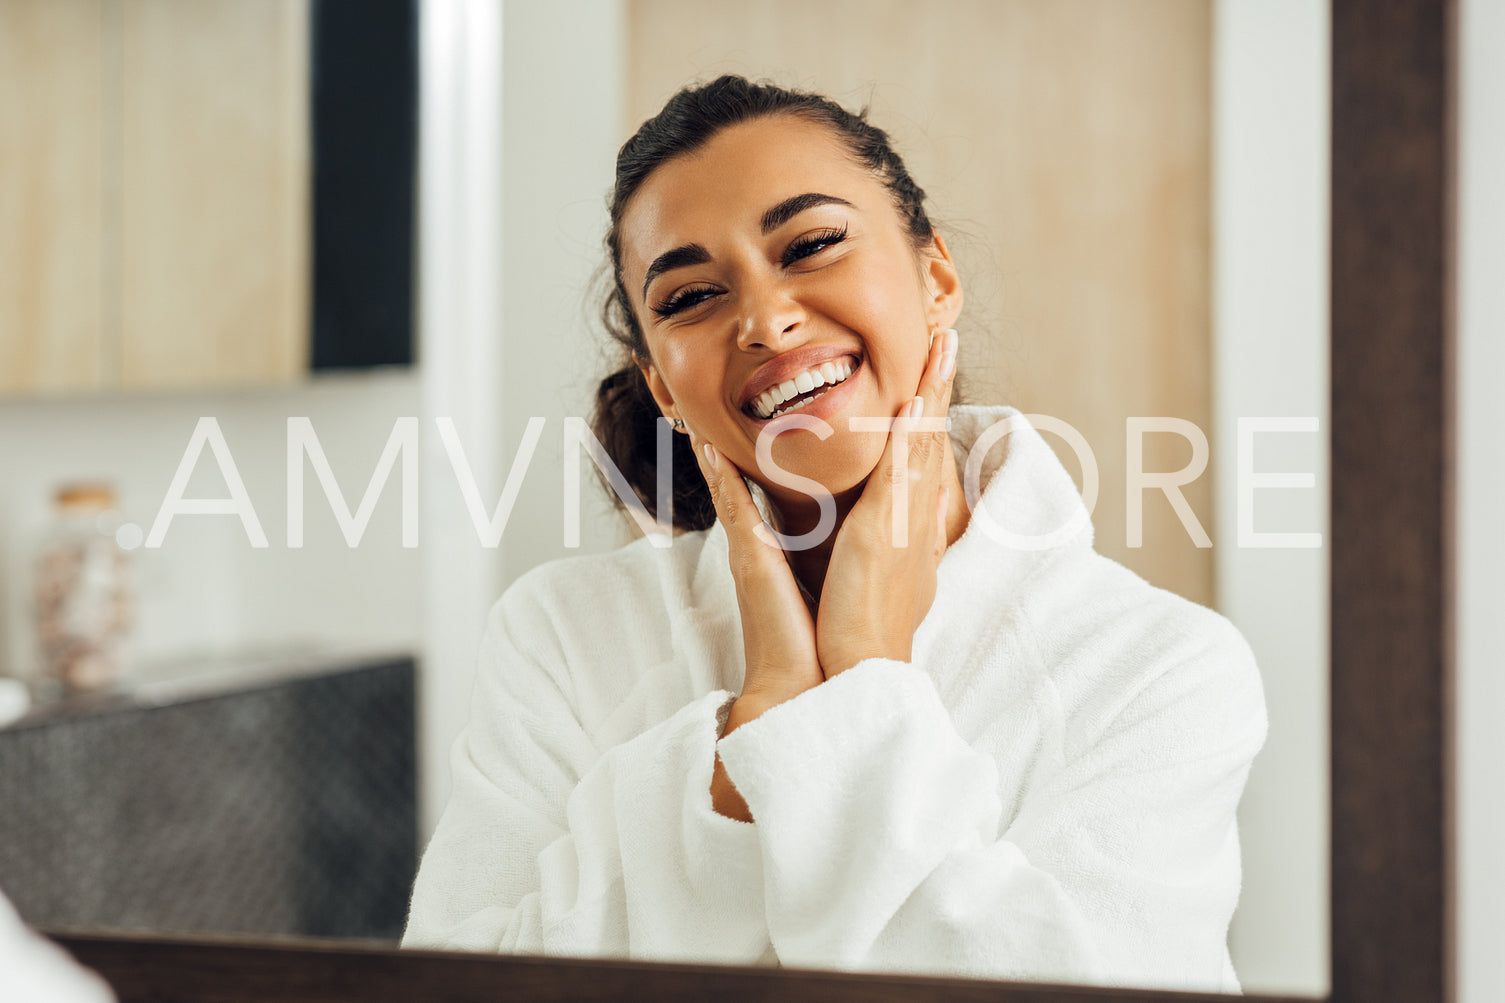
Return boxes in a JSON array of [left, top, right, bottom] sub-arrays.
[[816, 328, 959, 676], [687, 426, 822, 820]]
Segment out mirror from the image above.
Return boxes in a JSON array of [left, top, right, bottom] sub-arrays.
[[0, 0, 1331, 998], [439, 1, 1328, 996]]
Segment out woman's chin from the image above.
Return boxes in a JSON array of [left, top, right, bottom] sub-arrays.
[[747, 447, 880, 510]]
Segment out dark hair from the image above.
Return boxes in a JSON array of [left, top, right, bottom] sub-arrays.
[[591, 74, 937, 532]]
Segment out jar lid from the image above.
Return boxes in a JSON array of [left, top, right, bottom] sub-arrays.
[[0, 678, 29, 727], [54, 483, 116, 510]]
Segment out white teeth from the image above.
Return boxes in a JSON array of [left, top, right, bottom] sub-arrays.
[[751, 358, 858, 419], [769, 390, 827, 420]]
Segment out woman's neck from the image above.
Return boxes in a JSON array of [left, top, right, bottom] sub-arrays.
[[758, 483, 857, 612]]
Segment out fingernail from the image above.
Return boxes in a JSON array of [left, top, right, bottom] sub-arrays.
[[945, 328, 958, 354], [909, 396, 925, 419], [702, 443, 717, 469], [939, 352, 956, 381]]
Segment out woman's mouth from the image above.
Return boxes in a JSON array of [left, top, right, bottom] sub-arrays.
[[747, 358, 860, 420]]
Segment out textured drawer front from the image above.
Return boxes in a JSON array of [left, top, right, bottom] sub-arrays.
[[0, 658, 416, 941]]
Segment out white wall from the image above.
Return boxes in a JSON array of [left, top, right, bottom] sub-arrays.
[[1212, 1, 1330, 996], [1456, 2, 1504, 1000], [0, 370, 424, 685], [498, 0, 624, 582]]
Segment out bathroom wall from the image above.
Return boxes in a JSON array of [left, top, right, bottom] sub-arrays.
[[0, 370, 424, 685], [626, 0, 1220, 609]]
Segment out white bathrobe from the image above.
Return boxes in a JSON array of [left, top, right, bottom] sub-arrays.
[[0, 890, 114, 1003], [403, 405, 1268, 994]]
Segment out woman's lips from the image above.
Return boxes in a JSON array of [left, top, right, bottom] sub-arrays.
[[739, 347, 863, 412], [743, 355, 864, 425]]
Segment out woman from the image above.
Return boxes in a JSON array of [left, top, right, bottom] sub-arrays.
[[403, 76, 1266, 994]]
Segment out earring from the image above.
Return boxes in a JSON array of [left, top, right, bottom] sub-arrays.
[[670, 416, 686, 432]]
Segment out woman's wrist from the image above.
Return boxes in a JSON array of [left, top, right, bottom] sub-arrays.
[[820, 634, 912, 677], [728, 679, 815, 729], [710, 687, 808, 822], [710, 697, 761, 820]]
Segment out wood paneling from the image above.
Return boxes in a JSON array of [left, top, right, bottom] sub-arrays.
[[118, 0, 308, 390], [55, 932, 1304, 1002], [0, 0, 107, 395], [625, 0, 1214, 606]]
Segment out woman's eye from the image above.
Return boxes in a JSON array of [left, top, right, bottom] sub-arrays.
[[653, 284, 719, 318], [781, 225, 849, 267]]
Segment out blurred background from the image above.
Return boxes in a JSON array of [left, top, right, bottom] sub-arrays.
[[0, 0, 1336, 996]]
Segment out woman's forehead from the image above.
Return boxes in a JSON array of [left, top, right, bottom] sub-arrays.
[[619, 116, 877, 266]]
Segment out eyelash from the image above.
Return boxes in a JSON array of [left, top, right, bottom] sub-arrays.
[[651, 224, 850, 318], [781, 224, 849, 267]]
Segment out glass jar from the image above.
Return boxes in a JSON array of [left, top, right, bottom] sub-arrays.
[[33, 483, 135, 696]]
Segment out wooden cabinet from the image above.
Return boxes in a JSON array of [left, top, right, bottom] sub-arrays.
[[0, 0, 310, 396], [119, 0, 310, 390], [0, 0, 108, 395]]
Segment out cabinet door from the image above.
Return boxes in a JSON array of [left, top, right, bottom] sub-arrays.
[[119, 0, 309, 391], [0, 0, 107, 396]]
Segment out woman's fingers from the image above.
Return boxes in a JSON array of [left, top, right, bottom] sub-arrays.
[[687, 428, 755, 534], [935, 486, 950, 560], [913, 326, 959, 491], [685, 425, 822, 699], [898, 325, 959, 473], [690, 431, 785, 556], [922, 326, 959, 419], [865, 327, 960, 547]]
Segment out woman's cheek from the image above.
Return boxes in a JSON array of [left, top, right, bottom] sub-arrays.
[[815, 264, 925, 358]]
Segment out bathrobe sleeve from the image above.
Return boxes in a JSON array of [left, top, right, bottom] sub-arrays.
[[402, 590, 769, 962], [0, 889, 115, 1003], [712, 613, 1267, 992]]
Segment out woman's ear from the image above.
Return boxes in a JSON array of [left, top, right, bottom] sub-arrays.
[[922, 232, 964, 330], [636, 355, 678, 421]]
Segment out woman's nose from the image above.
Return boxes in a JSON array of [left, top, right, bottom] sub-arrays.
[[733, 280, 806, 352]]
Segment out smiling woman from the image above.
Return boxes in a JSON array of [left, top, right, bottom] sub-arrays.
[[400, 76, 1268, 994]]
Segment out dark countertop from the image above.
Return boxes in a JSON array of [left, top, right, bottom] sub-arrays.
[[0, 645, 417, 733]]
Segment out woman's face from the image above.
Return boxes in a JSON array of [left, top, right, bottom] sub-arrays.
[[620, 114, 963, 508]]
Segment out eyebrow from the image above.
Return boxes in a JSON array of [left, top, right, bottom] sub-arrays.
[[641, 243, 711, 302], [759, 192, 853, 234], [640, 192, 856, 303]]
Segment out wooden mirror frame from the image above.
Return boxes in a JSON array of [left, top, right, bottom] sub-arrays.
[[48, 1, 1456, 999]]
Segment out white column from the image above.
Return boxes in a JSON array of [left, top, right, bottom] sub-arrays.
[[1456, 2, 1505, 1001], [417, 0, 507, 837], [1213, 1, 1330, 995]]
